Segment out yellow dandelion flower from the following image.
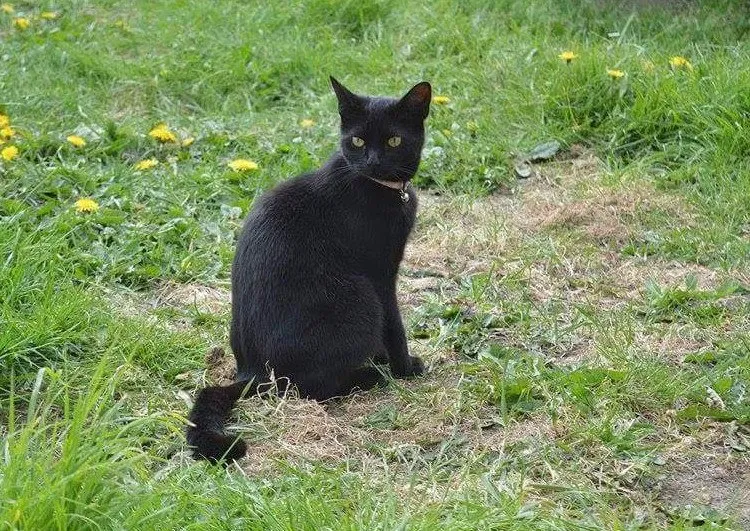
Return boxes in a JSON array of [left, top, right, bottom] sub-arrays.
[[40, 11, 57, 20], [181, 136, 195, 147], [300, 119, 315, 128], [74, 198, 99, 214], [1, 145, 18, 161], [0, 114, 8, 128], [66, 135, 86, 148], [148, 124, 177, 143], [228, 159, 259, 172], [134, 158, 158, 171], [607, 69, 625, 79], [13, 17, 29, 29], [0, 126, 14, 140], [432, 95, 450, 105], [669, 56, 693, 70], [559, 51, 578, 63], [1, 3, 13, 14]]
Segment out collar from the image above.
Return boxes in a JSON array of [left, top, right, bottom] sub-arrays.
[[367, 177, 411, 203]]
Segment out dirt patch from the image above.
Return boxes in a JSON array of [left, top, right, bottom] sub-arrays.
[[240, 398, 357, 474], [205, 346, 236, 386], [153, 281, 231, 314], [535, 185, 687, 245], [613, 259, 724, 295], [107, 282, 231, 334], [204, 344, 559, 477], [236, 382, 559, 478], [659, 456, 750, 527], [405, 192, 517, 279], [398, 273, 447, 308]]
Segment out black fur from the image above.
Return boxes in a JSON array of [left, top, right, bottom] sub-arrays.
[[186, 78, 431, 462]]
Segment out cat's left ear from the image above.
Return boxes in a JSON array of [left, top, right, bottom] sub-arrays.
[[398, 81, 432, 120]]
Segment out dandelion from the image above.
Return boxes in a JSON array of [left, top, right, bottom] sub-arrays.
[[2, 145, 19, 161], [300, 119, 315, 128], [0, 126, 14, 140], [669, 56, 693, 70], [0, 114, 8, 128], [40, 11, 57, 20], [228, 159, 258, 172], [13, 17, 29, 29], [181, 136, 195, 147], [432, 95, 450, 105], [148, 124, 177, 143], [134, 158, 158, 171], [74, 198, 99, 214], [607, 69, 625, 79], [66, 135, 86, 148], [1, 4, 13, 14], [559, 51, 578, 63]]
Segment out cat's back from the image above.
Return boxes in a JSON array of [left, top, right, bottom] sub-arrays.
[[234, 171, 331, 269]]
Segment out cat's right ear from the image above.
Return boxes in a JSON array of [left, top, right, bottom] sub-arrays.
[[330, 76, 364, 116]]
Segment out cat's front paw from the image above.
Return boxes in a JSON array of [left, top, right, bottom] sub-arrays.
[[403, 356, 424, 377]]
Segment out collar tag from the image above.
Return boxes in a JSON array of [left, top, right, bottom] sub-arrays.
[[400, 184, 410, 203]]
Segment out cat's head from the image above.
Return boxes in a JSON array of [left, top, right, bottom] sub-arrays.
[[330, 77, 431, 183]]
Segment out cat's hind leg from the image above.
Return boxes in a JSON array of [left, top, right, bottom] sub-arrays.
[[339, 365, 387, 395], [294, 365, 386, 401]]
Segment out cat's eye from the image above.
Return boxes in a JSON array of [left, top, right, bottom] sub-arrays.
[[387, 136, 402, 147], [351, 136, 365, 148]]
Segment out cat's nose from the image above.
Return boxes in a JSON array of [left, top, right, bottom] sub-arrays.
[[366, 152, 381, 166]]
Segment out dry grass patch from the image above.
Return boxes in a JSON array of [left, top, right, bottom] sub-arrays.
[[197, 344, 559, 479], [153, 281, 231, 314], [658, 454, 750, 527]]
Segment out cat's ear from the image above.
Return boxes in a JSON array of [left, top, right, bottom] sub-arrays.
[[330, 76, 364, 116], [398, 81, 432, 120]]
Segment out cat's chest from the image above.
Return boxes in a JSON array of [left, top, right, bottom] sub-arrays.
[[349, 198, 416, 259]]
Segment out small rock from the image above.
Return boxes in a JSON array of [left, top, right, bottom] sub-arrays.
[[514, 160, 533, 179]]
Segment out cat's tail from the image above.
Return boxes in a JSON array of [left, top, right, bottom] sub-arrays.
[[186, 379, 257, 462]]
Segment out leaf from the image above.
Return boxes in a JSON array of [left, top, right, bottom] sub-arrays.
[[527, 140, 560, 162], [675, 404, 741, 422]]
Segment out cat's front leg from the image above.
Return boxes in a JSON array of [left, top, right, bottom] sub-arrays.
[[382, 294, 424, 378]]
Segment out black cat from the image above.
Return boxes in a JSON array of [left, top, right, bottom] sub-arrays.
[[186, 77, 431, 462]]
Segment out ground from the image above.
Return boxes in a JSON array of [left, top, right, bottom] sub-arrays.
[[1, 1, 749, 529], [166, 152, 749, 527]]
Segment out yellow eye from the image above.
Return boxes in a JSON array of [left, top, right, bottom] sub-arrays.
[[351, 136, 365, 147], [387, 136, 401, 147]]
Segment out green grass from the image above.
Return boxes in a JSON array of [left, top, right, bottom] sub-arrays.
[[2, 0, 750, 529]]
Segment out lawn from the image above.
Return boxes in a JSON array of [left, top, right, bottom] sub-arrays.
[[1, 0, 749, 529]]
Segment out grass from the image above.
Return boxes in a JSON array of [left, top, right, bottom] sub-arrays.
[[1, 0, 750, 528]]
